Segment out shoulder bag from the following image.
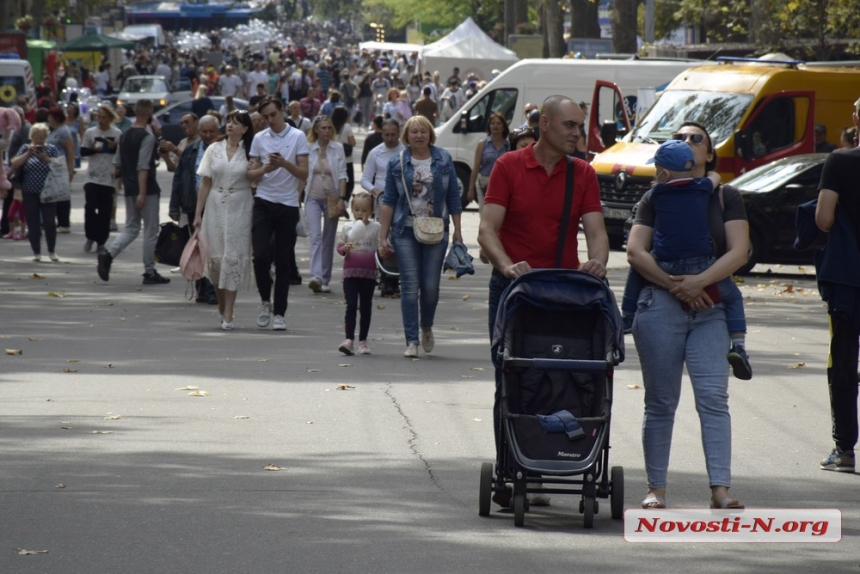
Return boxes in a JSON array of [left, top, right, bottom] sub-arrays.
[[180, 228, 204, 281], [555, 156, 576, 267], [39, 156, 71, 204], [400, 150, 444, 244]]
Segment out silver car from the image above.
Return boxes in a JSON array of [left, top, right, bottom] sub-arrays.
[[116, 75, 172, 111]]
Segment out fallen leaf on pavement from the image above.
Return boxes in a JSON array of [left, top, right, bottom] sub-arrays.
[[376, 305, 386, 310], [234, 415, 249, 419], [462, 295, 470, 301], [336, 384, 355, 390], [103, 415, 121, 420], [90, 431, 113, 434], [17, 548, 49, 555], [783, 284, 794, 293], [105, 364, 115, 368], [5, 349, 22, 355], [263, 464, 286, 471], [307, 368, 320, 372], [627, 384, 641, 389], [188, 390, 210, 397], [47, 291, 66, 297], [30, 273, 44, 279], [55, 484, 65, 489], [257, 359, 269, 362], [176, 385, 199, 391], [471, 367, 485, 371], [67, 359, 79, 363], [62, 368, 78, 373], [451, 326, 460, 331], [338, 363, 352, 368], [28, 337, 40, 341], [473, 418, 483, 422], [789, 362, 806, 369]]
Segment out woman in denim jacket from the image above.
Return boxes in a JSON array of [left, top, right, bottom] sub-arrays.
[[379, 116, 463, 358]]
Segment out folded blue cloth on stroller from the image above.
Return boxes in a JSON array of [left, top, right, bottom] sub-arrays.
[[536, 410, 585, 440]]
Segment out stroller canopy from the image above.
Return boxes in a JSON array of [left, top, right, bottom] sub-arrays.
[[492, 269, 625, 364]]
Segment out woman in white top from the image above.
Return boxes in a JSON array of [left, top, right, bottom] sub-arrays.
[[80, 104, 121, 253], [302, 115, 348, 294], [194, 111, 255, 331], [331, 106, 356, 206]]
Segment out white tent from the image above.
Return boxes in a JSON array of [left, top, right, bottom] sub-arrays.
[[421, 18, 518, 82]]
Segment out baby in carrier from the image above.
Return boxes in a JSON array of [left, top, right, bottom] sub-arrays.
[[621, 139, 752, 380]]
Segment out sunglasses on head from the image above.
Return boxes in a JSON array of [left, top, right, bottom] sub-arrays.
[[672, 132, 706, 145]]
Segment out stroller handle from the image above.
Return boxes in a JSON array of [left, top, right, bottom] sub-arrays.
[[504, 358, 612, 372]]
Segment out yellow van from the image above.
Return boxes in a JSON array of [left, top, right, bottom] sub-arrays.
[[590, 58, 860, 248]]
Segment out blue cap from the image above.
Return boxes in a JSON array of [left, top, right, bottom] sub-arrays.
[[647, 139, 694, 172]]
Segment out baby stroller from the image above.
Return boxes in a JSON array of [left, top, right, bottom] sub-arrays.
[[478, 269, 625, 528]]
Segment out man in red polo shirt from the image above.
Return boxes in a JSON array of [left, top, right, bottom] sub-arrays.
[[478, 94, 609, 507]]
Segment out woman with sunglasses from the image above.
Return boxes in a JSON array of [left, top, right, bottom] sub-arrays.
[[301, 115, 348, 294], [467, 112, 509, 212], [194, 110, 255, 330], [626, 121, 751, 510]]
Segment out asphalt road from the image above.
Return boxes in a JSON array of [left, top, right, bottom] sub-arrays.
[[1, 136, 858, 573]]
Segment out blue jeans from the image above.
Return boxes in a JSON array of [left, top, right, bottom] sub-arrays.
[[633, 284, 732, 489], [622, 256, 746, 335], [391, 227, 448, 345]]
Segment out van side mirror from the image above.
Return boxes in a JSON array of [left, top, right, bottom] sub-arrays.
[[734, 130, 752, 162], [456, 111, 468, 133]]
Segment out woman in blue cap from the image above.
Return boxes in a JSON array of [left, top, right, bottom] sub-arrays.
[[626, 127, 751, 510]]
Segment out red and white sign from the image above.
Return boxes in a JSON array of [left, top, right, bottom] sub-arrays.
[[624, 509, 841, 543]]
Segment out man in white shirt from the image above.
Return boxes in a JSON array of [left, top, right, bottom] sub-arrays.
[[248, 96, 310, 331], [360, 119, 403, 201], [247, 61, 269, 101], [217, 65, 244, 98], [155, 58, 172, 81]]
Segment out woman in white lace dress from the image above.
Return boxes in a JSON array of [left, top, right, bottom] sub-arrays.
[[194, 111, 255, 330]]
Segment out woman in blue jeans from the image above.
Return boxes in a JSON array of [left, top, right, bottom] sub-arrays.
[[379, 115, 463, 358], [626, 121, 750, 510]]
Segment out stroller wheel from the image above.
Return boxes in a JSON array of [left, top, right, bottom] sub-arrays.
[[513, 493, 526, 527], [583, 495, 596, 529], [610, 466, 624, 520], [478, 462, 493, 517]]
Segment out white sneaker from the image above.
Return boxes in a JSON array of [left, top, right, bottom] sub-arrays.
[[221, 320, 234, 331], [320, 284, 331, 293], [257, 302, 272, 328], [403, 343, 418, 358], [272, 315, 286, 331], [421, 329, 434, 353]]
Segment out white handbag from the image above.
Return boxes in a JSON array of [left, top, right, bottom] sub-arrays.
[[40, 156, 71, 204]]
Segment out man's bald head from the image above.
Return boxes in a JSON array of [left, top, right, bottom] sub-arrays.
[[541, 95, 577, 121]]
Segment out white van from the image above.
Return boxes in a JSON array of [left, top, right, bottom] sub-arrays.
[[0, 58, 36, 109], [122, 24, 166, 47], [436, 58, 716, 206]]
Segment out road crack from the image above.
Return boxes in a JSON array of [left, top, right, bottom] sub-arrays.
[[384, 383, 443, 492]]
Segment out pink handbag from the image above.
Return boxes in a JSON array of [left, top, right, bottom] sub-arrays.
[[180, 229, 204, 281]]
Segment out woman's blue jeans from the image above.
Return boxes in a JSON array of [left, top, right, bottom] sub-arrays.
[[391, 228, 448, 345], [632, 284, 732, 489]]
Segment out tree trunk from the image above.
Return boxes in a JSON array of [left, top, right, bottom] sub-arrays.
[[612, 0, 639, 54], [514, 0, 529, 30], [570, 0, 600, 38], [544, 0, 565, 57]]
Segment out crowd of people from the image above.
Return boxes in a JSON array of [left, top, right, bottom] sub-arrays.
[[2, 18, 859, 517]]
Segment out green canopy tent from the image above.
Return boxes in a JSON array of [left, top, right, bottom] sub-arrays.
[[56, 34, 137, 51], [26, 39, 56, 80]]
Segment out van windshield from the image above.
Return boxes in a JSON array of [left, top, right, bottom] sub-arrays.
[[0, 76, 26, 106], [630, 90, 754, 145]]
